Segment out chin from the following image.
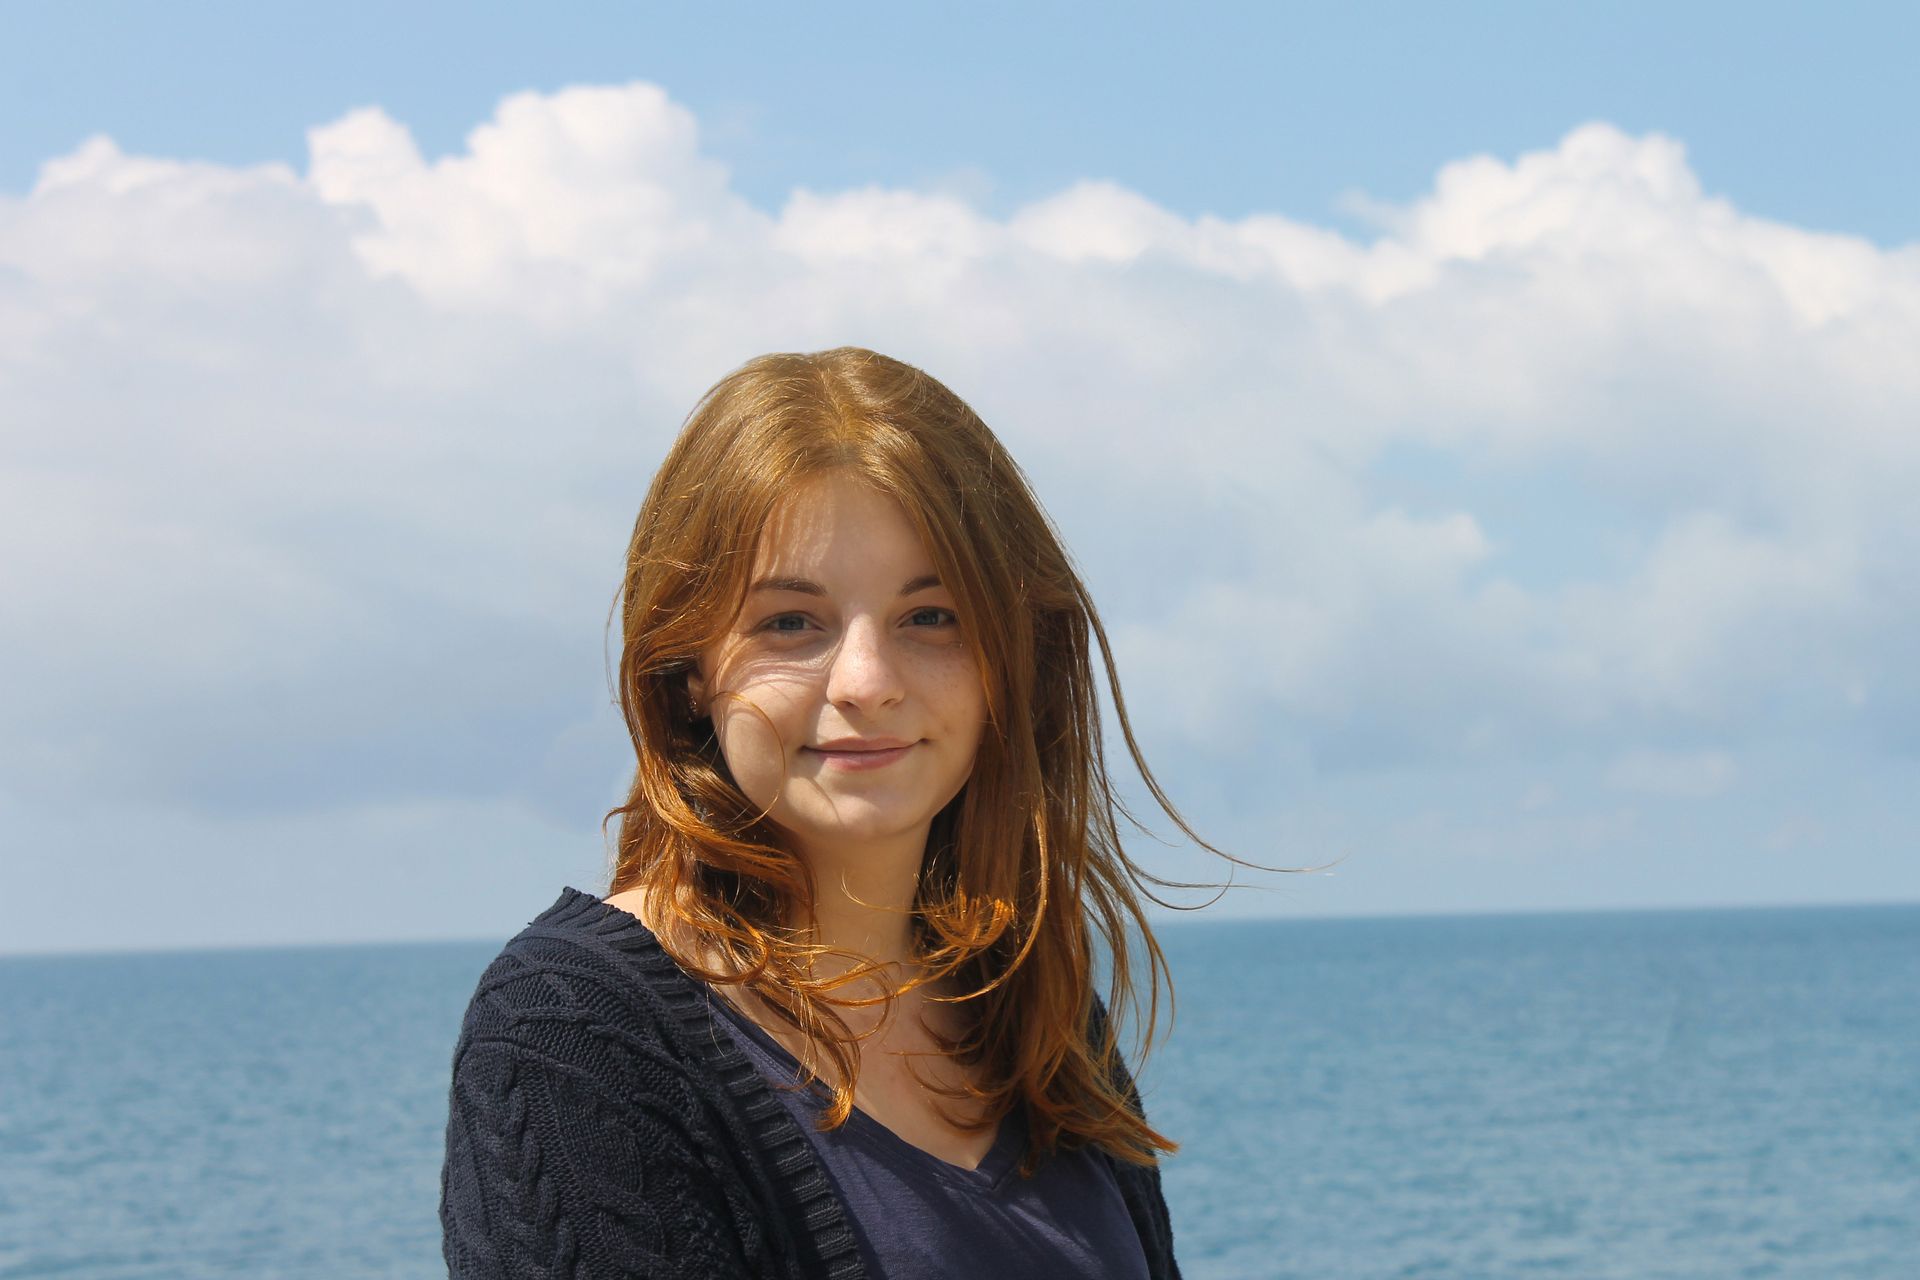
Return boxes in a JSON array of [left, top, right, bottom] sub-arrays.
[[786, 808, 932, 847]]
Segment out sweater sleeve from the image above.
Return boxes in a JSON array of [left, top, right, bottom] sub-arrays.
[[439, 945, 764, 1280], [1113, 1156, 1182, 1280], [1088, 993, 1184, 1280]]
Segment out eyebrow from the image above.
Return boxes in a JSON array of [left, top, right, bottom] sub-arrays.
[[748, 573, 943, 597]]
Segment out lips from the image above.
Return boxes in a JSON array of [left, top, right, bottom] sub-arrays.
[[811, 737, 915, 752], [806, 739, 918, 770]]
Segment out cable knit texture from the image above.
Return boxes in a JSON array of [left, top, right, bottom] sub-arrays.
[[440, 887, 1181, 1279]]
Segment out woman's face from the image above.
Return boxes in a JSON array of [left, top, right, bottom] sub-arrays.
[[690, 469, 988, 871]]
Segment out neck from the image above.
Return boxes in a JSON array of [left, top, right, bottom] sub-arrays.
[[794, 824, 929, 973]]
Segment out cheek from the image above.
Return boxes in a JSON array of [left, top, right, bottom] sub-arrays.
[[928, 656, 990, 744], [714, 702, 789, 776], [710, 667, 821, 786]]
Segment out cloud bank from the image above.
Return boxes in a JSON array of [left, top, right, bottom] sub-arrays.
[[3, 83, 1914, 950]]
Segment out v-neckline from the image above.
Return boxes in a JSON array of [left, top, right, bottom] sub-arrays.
[[704, 983, 1024, 1188]]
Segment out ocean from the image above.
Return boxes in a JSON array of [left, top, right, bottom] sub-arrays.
[[1, 903, 1913, 1278]]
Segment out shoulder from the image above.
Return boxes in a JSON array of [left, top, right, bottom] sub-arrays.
[[458, 887, 671, 1019], [441, 888, 775, 1278], [449, 886, 727, 1116]]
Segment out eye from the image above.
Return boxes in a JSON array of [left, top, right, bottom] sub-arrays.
[[756, 612, 815, 634], [907, 607, 958, 628]]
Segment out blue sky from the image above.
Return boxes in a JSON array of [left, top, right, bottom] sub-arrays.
[[2, 3, 1916, 954], [6, 2, 1916, 242]]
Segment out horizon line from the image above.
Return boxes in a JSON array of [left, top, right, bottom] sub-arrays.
[[3, 895, 1914, 963]]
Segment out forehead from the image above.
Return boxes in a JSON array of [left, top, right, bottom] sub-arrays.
[[752, 471, 933, 573]]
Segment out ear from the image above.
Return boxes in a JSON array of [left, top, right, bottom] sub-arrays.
[[686, 664, 708, 715]]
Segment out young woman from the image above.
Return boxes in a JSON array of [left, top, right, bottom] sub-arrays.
[[441, 348, 1222, 1279]]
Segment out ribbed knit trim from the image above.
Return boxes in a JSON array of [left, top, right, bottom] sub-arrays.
[[526, 886, 869, 1280]]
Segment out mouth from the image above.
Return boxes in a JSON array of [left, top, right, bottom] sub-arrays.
[[805, 740, 918, 770]]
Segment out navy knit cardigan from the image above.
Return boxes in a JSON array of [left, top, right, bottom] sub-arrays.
[[440, 887, 1181, 1279]]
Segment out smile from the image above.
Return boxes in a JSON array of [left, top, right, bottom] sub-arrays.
[[806, 742, 917, 771]]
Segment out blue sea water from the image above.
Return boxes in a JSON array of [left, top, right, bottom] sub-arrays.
[[0, 904, 1913, 1279]]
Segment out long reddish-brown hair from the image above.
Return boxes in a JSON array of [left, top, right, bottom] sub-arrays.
[[605, 346, 1228, 1170]]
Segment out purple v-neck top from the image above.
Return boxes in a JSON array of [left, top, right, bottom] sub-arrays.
[[703, 989, 1151, 1280]]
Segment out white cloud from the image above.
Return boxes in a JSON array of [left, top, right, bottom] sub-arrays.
[[776, 186, 994, 265], [2, 82, 1916, 945], [1606, 749, 1739, 799], [306, 84, 766, 311]]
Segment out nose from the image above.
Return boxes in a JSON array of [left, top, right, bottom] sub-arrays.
[[823, 614, 906, 713]]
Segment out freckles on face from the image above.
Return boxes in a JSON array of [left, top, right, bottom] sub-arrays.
[[692, 471, 989, 863]]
